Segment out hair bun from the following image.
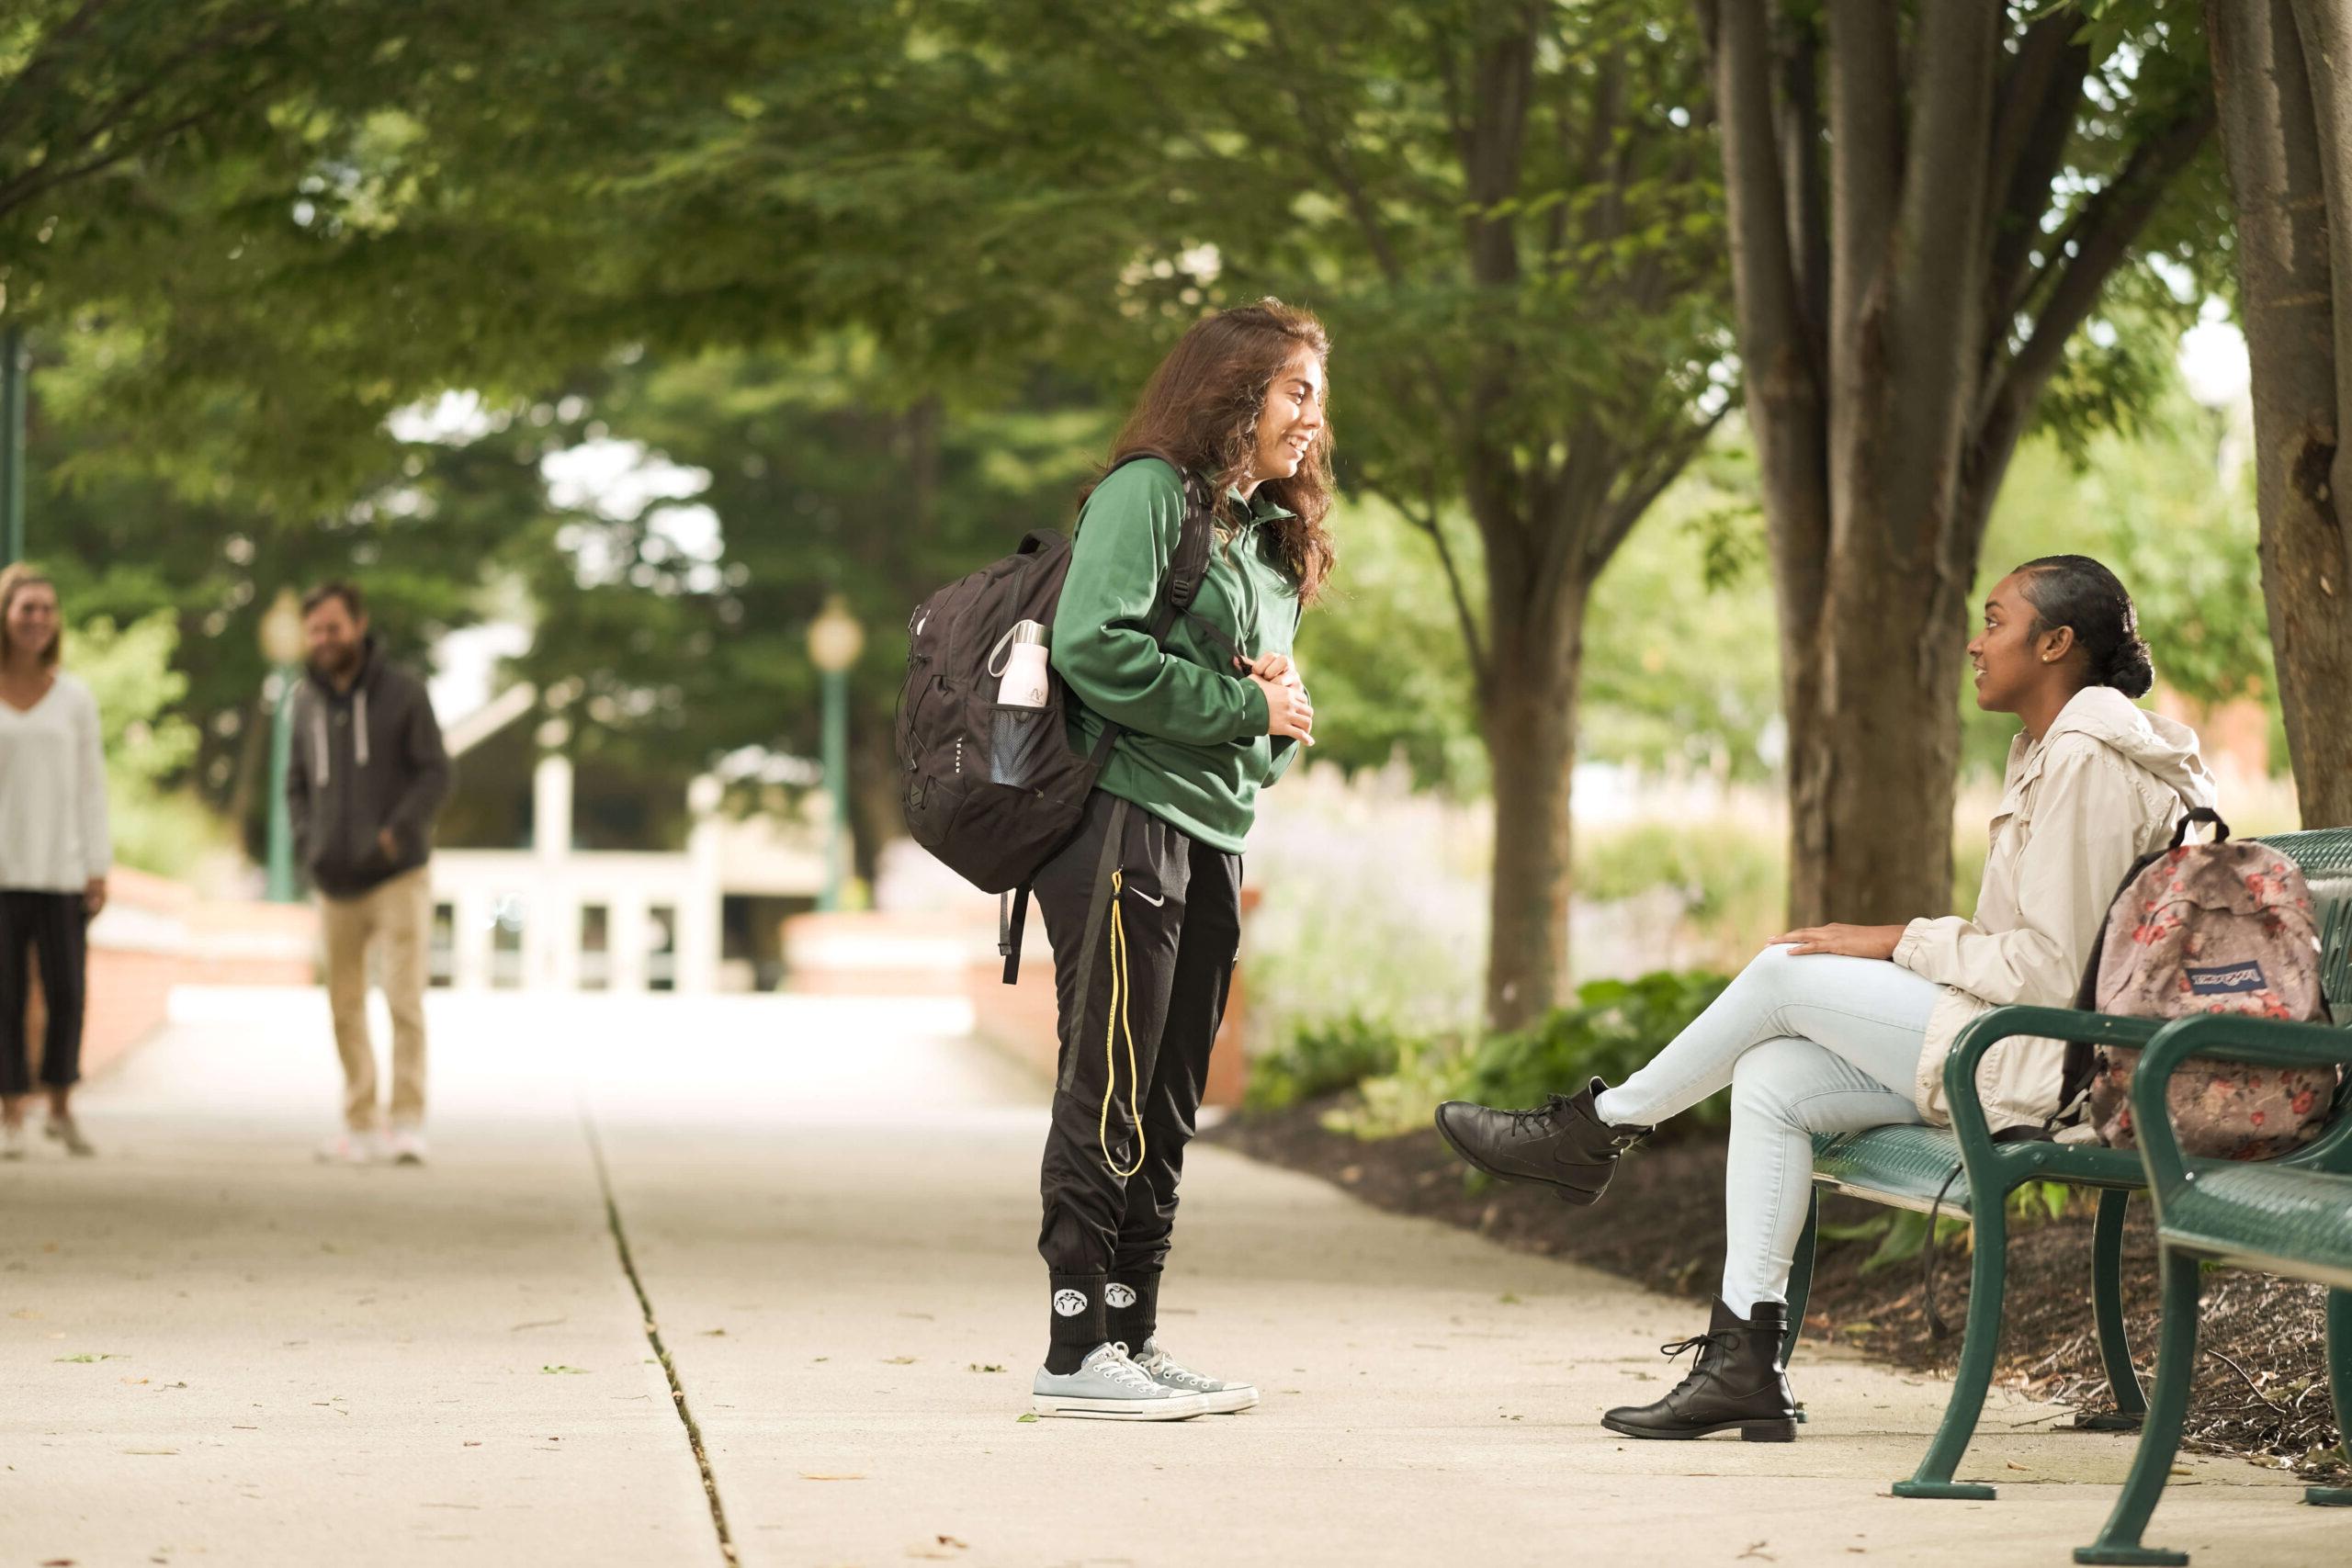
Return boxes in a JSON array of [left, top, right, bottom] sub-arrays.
[[2104, 637, 2154, 698]]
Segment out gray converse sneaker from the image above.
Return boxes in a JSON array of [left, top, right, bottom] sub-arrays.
[[1132, 1339, 1259, 1414], [1032, 1342, 1209, 1421]]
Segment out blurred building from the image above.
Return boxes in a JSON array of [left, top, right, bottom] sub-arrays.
[[432, 684, 826, 993]]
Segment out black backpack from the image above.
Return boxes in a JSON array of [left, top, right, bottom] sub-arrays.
[[894, 449, 1230, 981]]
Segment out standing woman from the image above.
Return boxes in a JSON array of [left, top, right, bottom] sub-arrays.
[[1435, 556, 2214, 1441], [1028, 300, 1332, 1420], [0, 564, 110, 1160]]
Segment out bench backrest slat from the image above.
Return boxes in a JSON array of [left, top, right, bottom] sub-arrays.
[[2251, 828, 2352, 1017]]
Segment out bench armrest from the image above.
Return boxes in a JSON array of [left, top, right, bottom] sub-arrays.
[[1940, 1005, 2160, 1152], [2129, 1014, 2352, 1203]]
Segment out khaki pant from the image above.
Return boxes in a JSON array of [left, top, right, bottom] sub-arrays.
[[320, 868, 431, 1132]]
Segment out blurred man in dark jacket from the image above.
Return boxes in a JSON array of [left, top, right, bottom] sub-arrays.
[[286, 581, 451, 1165]]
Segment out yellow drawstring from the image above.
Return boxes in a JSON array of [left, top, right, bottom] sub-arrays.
[[1098, 870, 1148, 1179]]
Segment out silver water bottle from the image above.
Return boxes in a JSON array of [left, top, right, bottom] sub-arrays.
[[994, 620, 1051, 707]]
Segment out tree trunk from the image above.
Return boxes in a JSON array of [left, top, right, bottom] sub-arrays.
[[2210, 0, 2352, 828], [1786, 537, 1973, 920], [1709, 0, 2214, 919], [1478, 581, 1587, 1032]]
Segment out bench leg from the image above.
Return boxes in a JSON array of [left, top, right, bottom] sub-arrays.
[[1786, 1191, 1817, 1425], [1893, 1201, 2005, 1500], [2310, 1288, 2352, 1508], [2082, 1190, 2147, 1428], [2075, 1247, 2199, 1564]]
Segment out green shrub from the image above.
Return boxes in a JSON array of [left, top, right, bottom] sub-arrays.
[[1576, 821, 1787, 964], [74, 613, 223, 880], [1820, 1179, 2077, 1273], [1299, 968, 1735, 1141], [1451, 969, 1733, 1131], [1246, 1013, 1413, 1113]]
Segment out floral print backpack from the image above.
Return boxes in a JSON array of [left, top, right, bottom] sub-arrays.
[[2078, 809, 2340, 1159]]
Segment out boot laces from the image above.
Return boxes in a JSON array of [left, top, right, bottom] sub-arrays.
[[1658, 1330, 1738, 1367], [1503, 1100, 1569, 1137]]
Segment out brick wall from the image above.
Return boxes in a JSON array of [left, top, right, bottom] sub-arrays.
[[18, 867, 316, 1086]]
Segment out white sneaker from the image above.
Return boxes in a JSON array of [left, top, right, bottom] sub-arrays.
[[2, 1122, 25, 1161], [316, 1130, 379, 1165], [43, 1115, 95, 1157], [1032, 1342, 1210, 1420], [386, 1127, 428, 1167], [1132, 1339, 1260, 1414]]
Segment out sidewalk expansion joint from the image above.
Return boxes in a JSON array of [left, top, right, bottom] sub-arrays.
[[581, 1107, 741, 1567]]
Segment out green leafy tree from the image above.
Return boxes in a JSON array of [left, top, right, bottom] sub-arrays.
[[921, 0, 1736, 1027], [68, 610, 216, 876], [2201, 0, 2352, 826], [1699, 0, 2228, 926]]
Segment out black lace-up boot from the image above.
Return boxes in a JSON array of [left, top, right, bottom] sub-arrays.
[[1601, 1297, 1797, 1441], [1431, 1077, 1649, 1203]]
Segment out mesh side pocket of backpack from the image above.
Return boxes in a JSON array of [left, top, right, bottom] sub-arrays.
[[988, 702, 1055, 787]]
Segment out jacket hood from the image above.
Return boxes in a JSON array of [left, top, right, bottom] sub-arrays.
[[2035, 684, 2218, 813]]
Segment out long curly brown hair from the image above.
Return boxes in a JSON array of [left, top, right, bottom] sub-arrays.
[[1086, 299, 1338, 605]]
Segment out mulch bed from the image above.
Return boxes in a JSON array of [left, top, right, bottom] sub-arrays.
[[1206, 1100, 2348, 1482]]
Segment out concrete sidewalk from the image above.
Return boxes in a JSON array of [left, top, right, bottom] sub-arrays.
[[2, 990, 2333, 1568]]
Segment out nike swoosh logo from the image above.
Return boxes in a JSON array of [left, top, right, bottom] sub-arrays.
[[1127, 887, 1167, 908]]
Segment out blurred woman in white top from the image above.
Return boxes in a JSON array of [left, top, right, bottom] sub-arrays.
[[0, 563, 110, 1159]]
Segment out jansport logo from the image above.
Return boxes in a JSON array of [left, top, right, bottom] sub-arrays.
[[1053, 1290, 1089, 1317], [2187, 962, 2268, 996]]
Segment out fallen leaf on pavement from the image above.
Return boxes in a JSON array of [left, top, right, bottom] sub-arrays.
[[540, 1365, 589, 1375], [882, 1356, 917, 1365], [800, 1473, 866, 1482]]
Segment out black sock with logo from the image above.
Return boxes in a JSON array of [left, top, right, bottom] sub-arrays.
[[1045, 1272, 1108, 1374], [1105, 1272, 1160, 1351]]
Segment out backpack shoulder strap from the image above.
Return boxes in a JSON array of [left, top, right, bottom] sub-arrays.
[[1103, 446, 1216, 613]]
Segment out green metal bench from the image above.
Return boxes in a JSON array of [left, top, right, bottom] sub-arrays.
[[1781, 826, 2352, 1499], [2073, 1011, 2352, 1564]]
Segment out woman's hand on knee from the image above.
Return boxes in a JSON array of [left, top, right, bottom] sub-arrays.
[[1770, 923, 1907, 961]]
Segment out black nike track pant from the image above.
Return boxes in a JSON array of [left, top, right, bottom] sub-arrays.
[[1032, 789, 1239, 1360]]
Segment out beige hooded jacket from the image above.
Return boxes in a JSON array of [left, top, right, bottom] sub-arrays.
[[1893, 685, 2217, 1134]]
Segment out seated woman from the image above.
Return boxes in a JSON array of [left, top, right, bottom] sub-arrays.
[[1435, 555, 2216, 1442]]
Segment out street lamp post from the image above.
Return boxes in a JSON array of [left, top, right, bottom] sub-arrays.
[[260, 588, 306, 903], [806, 595, 865, 914], [1, 324, 27, 568]]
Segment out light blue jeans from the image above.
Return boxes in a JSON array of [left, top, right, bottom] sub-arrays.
[[1594, 944, 1939, 1317]]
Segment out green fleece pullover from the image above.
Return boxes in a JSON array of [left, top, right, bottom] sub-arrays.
[[1050, 457, 1305, 852]]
